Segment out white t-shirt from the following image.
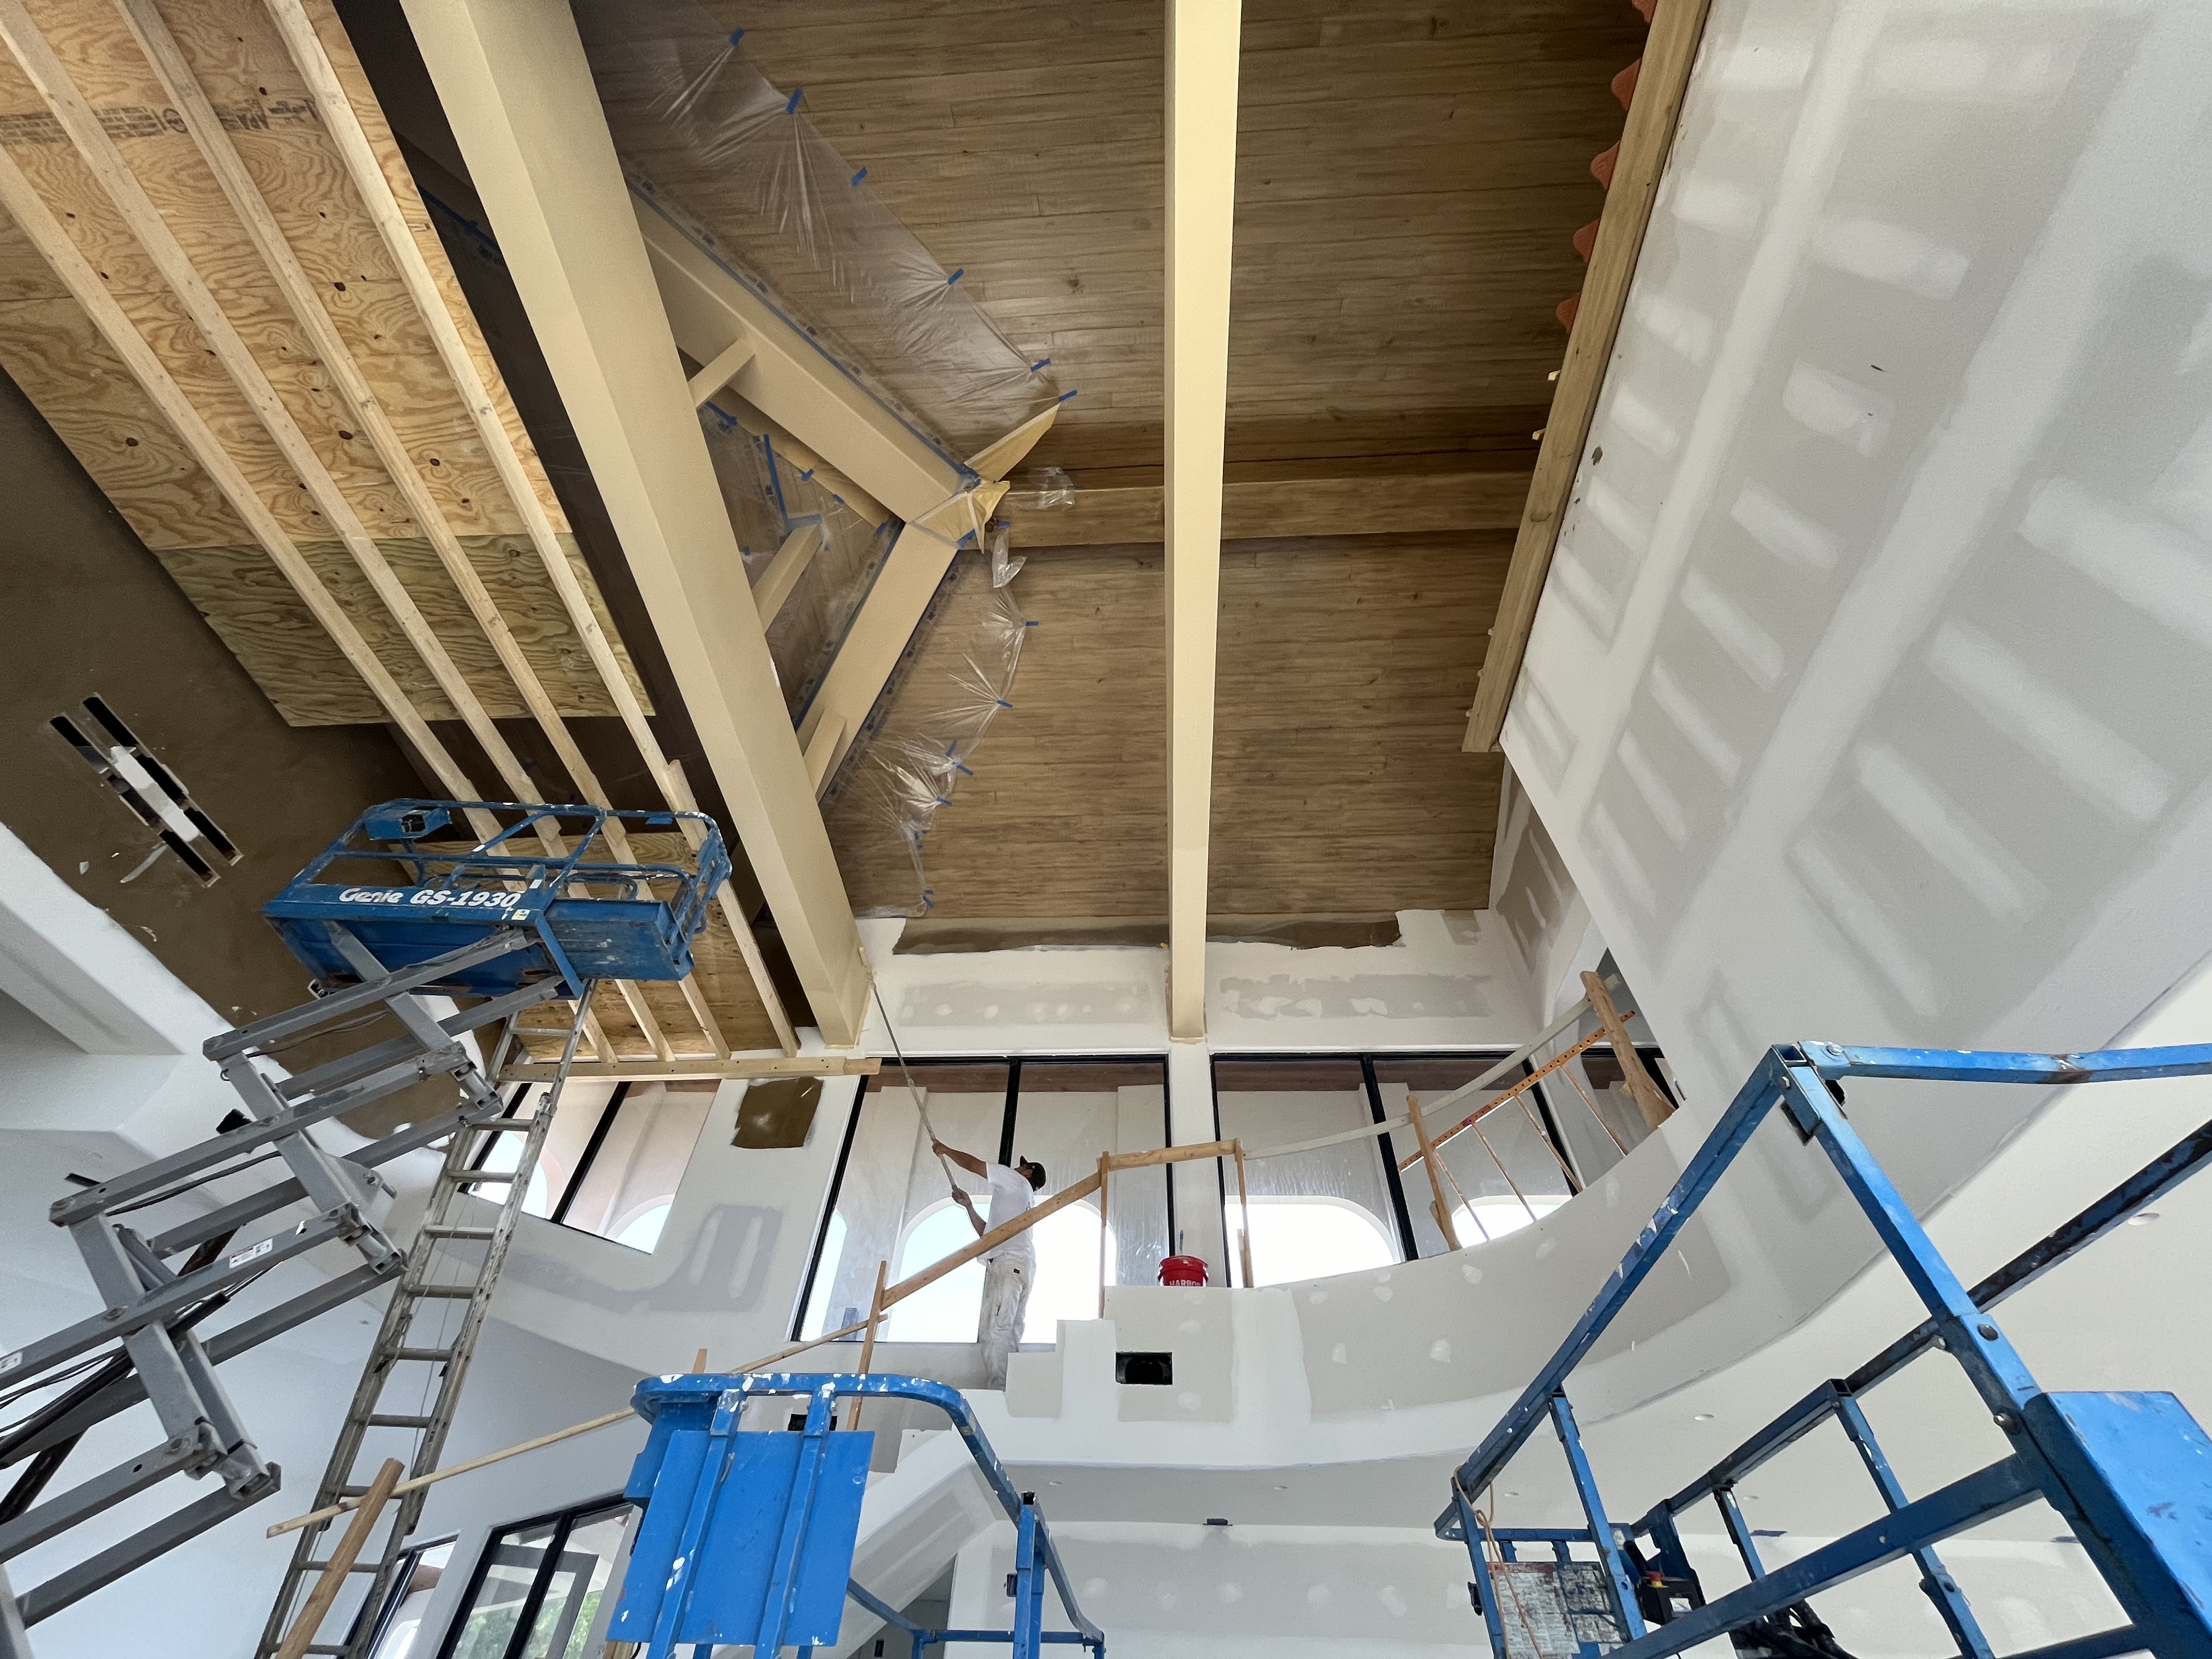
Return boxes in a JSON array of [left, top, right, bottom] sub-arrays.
[[980, 1163, 1036, 1268]]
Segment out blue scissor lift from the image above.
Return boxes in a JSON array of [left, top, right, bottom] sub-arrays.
[[0, 799, 727, 1658], [1438, 1042, 2212, 1659], [612, 1373, 1107, 1659]]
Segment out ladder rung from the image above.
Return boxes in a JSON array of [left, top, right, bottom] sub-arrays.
[[407, 1284, 479, 1299], [467, 1119, 535, 1132], [393, 1346, 455, 1363], [300, 1561, 385, 1573], [300, 1645, 351, 1655], [421, 1224, 497, 1239], [364, 1413, 437, 1429], [443, 1171, 510, 1186]]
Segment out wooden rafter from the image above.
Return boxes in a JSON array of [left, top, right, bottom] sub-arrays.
[[1463, 0, 1716, 752]]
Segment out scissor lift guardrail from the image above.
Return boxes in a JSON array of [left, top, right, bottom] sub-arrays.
[[1436, 1042, 2212, 1659], [613, 1372, 1107, 1659]]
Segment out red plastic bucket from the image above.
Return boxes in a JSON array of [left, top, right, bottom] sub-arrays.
[[1157, 1254, 1210, 1288]]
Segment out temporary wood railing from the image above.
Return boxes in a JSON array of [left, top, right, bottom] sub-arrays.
[[267, 1138, 1252, 1539], [266, 997, 1676, 1537], [270, 1457, 403, 1659]]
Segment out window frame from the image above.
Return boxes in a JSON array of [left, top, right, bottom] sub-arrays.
[[1207, 1047, 1650, 1265], [787, 1053, 1171, 1342], [430, 1494, 631, 1659]]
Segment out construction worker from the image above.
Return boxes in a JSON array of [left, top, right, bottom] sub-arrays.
[[932, 1137, 1048, 1390]]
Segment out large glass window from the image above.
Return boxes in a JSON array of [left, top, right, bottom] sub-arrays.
[[1210, 1057, 1412, 1280], [1216, 1037, 1674, 1268], [793, 1057, 1170, 1344], [356, 1537, 454, 1659], [431, 1499, 630, 1659], [1372, 1054, 1579, 1259], [470, 1081, 719, 1254]]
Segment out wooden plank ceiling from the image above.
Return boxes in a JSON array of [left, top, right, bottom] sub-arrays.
[[707, 0, 1647, 921], [0, 0, 781, 1054]]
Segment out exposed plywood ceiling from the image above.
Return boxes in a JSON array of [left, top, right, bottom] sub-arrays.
[[709, 0, 1649, 474], [826, 534, 1508, 919], [0, 0, 651, 727], [0, 0, 786, 1054]]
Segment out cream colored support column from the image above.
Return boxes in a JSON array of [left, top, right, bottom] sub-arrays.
[[1164, 0, 1242, 1041], [404, 0, 871, 1045], [1165, 1042, 1228, 1283]]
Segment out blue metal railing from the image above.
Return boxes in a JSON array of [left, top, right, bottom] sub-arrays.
[[1438, 1041, 2212, 1659], [617, 1372, 1105, 1659], [263, 799, 729, 996]]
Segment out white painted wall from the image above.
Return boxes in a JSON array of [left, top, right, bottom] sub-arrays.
[[1505, 0, 2212, 1192]]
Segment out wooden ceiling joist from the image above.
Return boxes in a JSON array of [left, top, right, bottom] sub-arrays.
[[262, 0, 790, 1056], [0, 0, 794, 1057]]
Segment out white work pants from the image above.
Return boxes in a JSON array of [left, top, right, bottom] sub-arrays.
[[978, 1256, 1031, 1391]]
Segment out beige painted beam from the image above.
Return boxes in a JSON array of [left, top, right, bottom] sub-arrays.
[[754, 521, 826, 627], [1006, 469, 1535, 548], [1464, 0, 1714, 751], [686, 327, 757, 407], [1164, 0, 1243, 1041], [404, 0, 871, 1045], [637, 201, 962, 521], [794, 522, 958, 791]]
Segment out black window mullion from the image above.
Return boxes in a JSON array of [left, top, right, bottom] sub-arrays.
[[496, 1511, 575, 1659], [1362, 1056, 1421, 1263], [550, 1081, 630, 1226], [995, 1059, 1021, 1167], [790, 1083, 868, 1341]]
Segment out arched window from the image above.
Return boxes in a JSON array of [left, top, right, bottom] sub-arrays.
[[1228, 1195, 1396, 1287], [613, 1201, 674, 1253], [886, 1198, 1109, 1345], [1453, 1195, 1566, 1243]]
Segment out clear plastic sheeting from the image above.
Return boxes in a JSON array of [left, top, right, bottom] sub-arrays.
[[828, 554, 1032, 915], [575, 0, 1068, 459], [699, 405, 897, 718], [796, 1060, 1169, 1346], [1212, 1059, 1404, 1286]]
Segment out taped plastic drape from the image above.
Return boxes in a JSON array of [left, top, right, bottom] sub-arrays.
[[574, 0, 1065, 459], [699, 407, 897, 718], [828, 556, 1032, 914]]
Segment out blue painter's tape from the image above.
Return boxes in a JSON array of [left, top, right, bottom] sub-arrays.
[[851, 167, 868, 186], [785, 87, 804, 114], [728, 28, 744, 44], [946, 268, 964, 285], [1057, 388, 1080, 403], [1029, 357, 1052, 372]]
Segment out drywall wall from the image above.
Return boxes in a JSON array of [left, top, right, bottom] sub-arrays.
[[1502, 0, 2212, 1397], [860, 912, 1543, 1058]]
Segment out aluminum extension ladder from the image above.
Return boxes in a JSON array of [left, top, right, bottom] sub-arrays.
[[0, 924, 583, 1657], [252, 938, 594, 1659]]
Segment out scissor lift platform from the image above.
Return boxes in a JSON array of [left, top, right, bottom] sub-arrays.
[[262, 799, 729, 996]]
